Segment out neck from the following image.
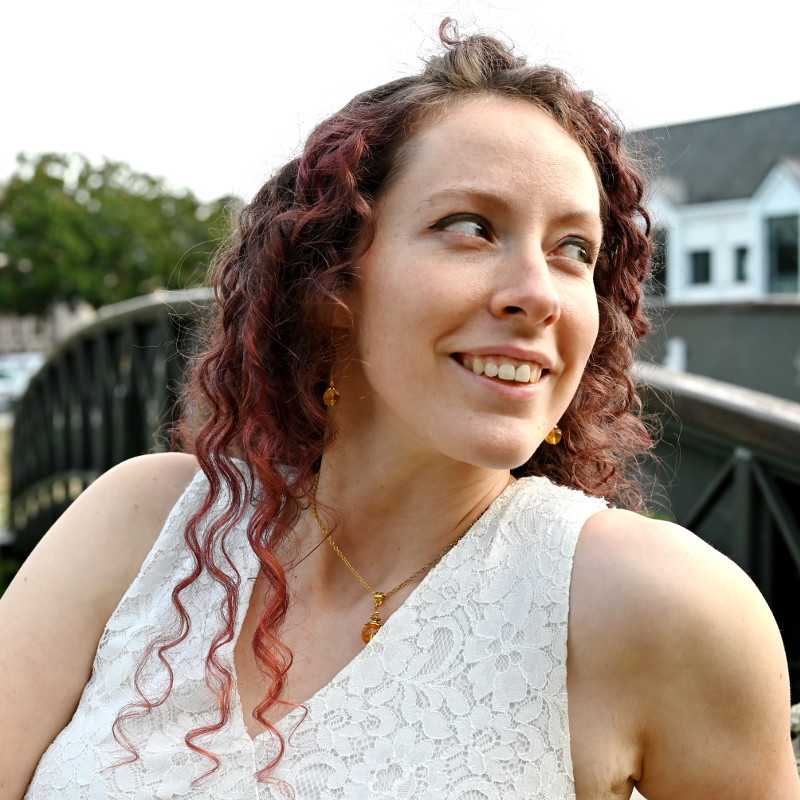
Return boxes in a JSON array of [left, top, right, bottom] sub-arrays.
[[306, 425, 512, 594]]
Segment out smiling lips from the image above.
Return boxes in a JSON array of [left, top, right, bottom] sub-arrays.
[[457, 354, 545, 384]]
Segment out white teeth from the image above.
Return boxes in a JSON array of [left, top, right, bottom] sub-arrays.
[[461, 355, 545, 384], [497, 364, 516, 381], [515, 364, 531, 382]]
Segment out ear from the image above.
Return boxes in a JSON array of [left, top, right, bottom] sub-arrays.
[[330, 295, 354, 331]]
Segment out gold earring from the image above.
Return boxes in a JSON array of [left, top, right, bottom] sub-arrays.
[[323, 377, 340, 407], [545, 424, 562, 445]]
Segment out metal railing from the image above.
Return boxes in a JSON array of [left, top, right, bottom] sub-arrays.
[[5, 294, 800, 698], [7, 289, 212, 558]]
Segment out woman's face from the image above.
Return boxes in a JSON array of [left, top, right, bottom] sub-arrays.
[[339, 95, 602, 471]]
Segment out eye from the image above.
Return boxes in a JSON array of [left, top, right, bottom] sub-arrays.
[[431, 214, 493, 241], [555, 237, 595, 266]]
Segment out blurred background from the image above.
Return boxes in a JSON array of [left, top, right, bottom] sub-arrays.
[[1, 0, 799, 733], [4, 0, 799, 202]]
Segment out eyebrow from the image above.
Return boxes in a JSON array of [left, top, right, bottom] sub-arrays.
[[417, 187, 511, 214], [417, 187, 603, 233]]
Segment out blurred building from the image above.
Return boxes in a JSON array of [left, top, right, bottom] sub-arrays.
[[632, 103, 800, 301], [632, 104, 800, 402], [0, 301, 95, 355]]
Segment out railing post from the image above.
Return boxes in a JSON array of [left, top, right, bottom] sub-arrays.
[[732, 447, 754, 574], [757, 504, 774, 605]]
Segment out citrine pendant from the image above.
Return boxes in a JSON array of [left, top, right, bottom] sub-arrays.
[[361, 619, 381, 643], [362, 592, 385, 643], [323, 386, 340, 407]]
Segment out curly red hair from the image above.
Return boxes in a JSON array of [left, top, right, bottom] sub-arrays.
[[115, 20, 654, 781]]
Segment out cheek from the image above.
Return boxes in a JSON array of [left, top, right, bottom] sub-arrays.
[[586, 300, 601, 351], [564, 288, 600, 356], [353, 282, 415, 367]]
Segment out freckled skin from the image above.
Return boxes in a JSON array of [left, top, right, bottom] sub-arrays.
[[337, 96, 601, 472]]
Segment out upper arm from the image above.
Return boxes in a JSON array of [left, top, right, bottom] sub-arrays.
[[581, 510, 799, 800], [0, 452, 198, 799]]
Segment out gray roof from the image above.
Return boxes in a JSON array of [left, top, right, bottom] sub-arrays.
[[628, 103, 800, 204]]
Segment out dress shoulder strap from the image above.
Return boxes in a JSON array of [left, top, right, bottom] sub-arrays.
[[101, 467, 210, 630]]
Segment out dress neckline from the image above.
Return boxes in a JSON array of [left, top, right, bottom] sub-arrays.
[[230, 476, 527, 744]]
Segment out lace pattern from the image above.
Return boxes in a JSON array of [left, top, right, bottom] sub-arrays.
[[25, 472, 606, 799]]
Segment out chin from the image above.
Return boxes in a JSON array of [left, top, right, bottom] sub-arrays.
[[450, 437, 542, 473]]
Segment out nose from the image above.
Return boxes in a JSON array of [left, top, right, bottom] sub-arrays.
[[488, 246, 561, 326]]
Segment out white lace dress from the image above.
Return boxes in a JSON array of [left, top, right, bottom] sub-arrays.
[[25, 472, 607, 800]]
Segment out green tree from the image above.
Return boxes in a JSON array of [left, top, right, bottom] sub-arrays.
[[0, 153, 233, 313]]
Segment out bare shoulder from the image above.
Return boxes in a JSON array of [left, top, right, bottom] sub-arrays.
[[574, 508, 761, 628], [15, 451, 200, 614], [574, 509, 783, 664], [0, 452, 199, 799], [571, 509, 799, 799]]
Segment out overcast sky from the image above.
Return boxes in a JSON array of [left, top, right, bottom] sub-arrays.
[[3, 0, 798, 202]]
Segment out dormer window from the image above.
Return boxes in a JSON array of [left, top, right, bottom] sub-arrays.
[[767, 216, 799, 293]]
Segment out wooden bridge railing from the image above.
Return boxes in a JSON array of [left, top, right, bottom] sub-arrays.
[[634, 362, 800, 700]]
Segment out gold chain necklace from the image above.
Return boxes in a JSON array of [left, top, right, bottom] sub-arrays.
[[310, 473, 489, 644]]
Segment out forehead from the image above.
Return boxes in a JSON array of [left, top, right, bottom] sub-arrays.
[[387, 96, 601, 223]]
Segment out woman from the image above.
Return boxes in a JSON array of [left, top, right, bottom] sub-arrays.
[[1, 22, 797, 800]]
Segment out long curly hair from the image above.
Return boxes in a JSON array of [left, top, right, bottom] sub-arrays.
[[115, 20, 654, 782]]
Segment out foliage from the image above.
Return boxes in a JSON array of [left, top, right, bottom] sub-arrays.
[[0, 153, 234, 313]]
